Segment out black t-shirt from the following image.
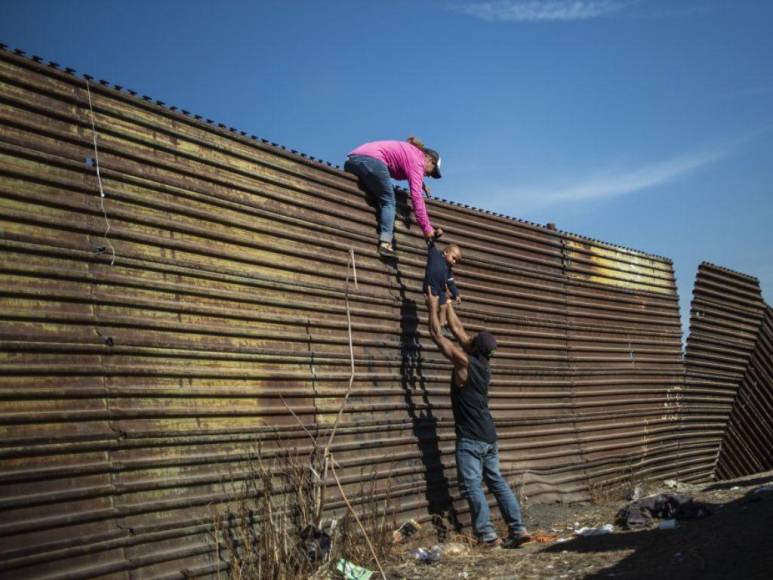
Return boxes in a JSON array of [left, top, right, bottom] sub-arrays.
[[451, 353, 497, 444]]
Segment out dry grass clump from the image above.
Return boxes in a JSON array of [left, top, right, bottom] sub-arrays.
[[329, 469, 396, 569], [210, 444, 396, 579], [587, 460, 639, 505]]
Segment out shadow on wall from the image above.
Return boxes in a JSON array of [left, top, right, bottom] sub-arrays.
[[541, 480, 773, 579], [394, 261, 460, 534], [350, 161, 453, 528]]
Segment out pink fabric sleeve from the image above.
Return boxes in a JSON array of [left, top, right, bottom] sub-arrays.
[[407, 162, 434, 236]]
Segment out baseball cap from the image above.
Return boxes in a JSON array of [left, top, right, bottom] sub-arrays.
[[425, 148, 442, 179], [472, 331, 497, 358]]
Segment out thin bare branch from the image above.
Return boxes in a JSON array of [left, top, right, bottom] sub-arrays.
[[330, 454, 387, 580]]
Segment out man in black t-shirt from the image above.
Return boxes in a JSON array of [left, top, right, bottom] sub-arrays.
[[427, 298, 529, 548]]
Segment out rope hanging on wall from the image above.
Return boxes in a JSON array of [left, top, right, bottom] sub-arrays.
[[85, 79, 117, 266]]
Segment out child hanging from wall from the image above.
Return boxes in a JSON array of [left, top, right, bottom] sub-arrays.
[[424, 239, 463, 338]]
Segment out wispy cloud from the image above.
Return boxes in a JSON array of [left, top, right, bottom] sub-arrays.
[[487, 130, 768, 211], [451, 0, 635, 22], [537, 148, 728, 203]]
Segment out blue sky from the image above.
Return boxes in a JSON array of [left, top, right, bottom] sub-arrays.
[[1, 0, 772, 335]]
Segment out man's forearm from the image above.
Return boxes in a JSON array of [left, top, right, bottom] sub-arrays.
[[427, 294, 460, 362], [446, 302, 471, 346]]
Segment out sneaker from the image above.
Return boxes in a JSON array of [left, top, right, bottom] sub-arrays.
[[502, 531, 531, 549], [377, 242, 395, 257]]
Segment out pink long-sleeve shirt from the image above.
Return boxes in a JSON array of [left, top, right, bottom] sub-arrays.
[[349, 140, 434, 236]]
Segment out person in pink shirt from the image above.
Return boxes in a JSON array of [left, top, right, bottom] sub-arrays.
[[345, 137, 444, 257]]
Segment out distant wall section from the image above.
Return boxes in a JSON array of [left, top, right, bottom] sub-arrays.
[[683, 263, 770, 480]]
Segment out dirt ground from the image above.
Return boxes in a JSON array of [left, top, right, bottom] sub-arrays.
[[381, 471, 773, 579]]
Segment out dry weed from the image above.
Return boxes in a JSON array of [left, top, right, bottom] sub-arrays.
[[210, 445, 395, 579]]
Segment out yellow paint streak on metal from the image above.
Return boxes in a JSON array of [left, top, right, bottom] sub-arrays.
[[107, 177, 301, 243], [0, 70, 76, 114], [100, 96, 325, 179], [0, 215, 76, 243], [93, 97, 346, 207], [32, 169, 321, 272], [565, 241, 674, 294], [196, 417, 270, 430], [0, 196, 78, 227], [314, 383, 357, 424], [0, 79, 76, 118], [0, 101, 78, 139], [565, 240, 671, 274], [119, 397, 262, 412], [0, 153, 81, 186], [0, 124, 84, 158], [92, 104, 300, 186], [0, 398, 96, 413], [0, 322, 94, 342], [0, 60, 77, 98], [569, 271, 674, 295]]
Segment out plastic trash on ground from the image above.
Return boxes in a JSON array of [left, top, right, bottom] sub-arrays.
[[659, 518, 679, 530], [412, 545, 442, 563], [576, 523, 614, 536], [336, 558, 373, 580]]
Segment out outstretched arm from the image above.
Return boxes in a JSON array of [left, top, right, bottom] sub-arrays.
[[427, 294, 468, 384], [408, 164, 436, 239], [446, 301, 472, 349]]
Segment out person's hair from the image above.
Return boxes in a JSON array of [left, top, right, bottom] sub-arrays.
[[406, 136, 425, 151], [445, 244, 462, 258]]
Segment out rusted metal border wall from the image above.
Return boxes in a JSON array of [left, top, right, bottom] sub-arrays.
[[714, 304, 773, 479], [1, 46, 688, 578], [682, 263, 767, 481]]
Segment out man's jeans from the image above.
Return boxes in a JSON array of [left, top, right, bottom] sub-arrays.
[[456, 437, 525, 542], [344, 155, 395, 243]]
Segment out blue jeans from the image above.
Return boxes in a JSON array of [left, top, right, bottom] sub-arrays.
[[344, 155, 396, 243], [456, 437, 525, 542]]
